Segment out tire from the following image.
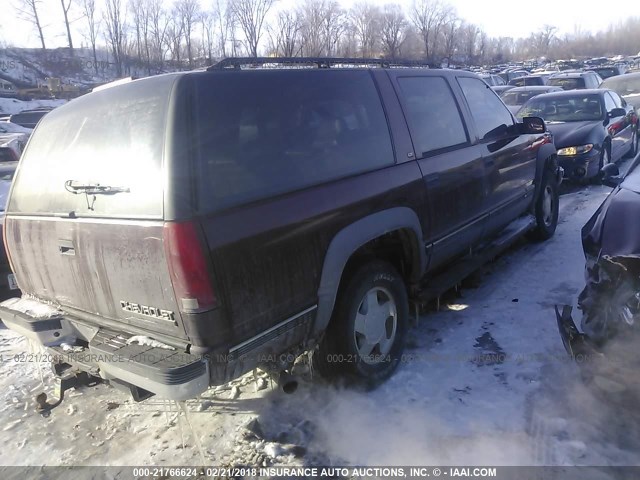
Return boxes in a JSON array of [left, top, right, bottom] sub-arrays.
[[624, 127, 638, 159], [591, 143, 611, 185], [528, 166, 559, 241], [313, 260, 408, 387], [598, 142, 611, 171]]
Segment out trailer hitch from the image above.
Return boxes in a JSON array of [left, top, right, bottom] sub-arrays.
[[35, 371, 100, 415]]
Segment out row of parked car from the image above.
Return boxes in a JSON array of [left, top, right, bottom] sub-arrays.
[[488, 71, 640, 182], [480, 60, 633, 86]]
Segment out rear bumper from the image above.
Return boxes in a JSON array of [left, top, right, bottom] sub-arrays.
[[0, 298, 209, 401]]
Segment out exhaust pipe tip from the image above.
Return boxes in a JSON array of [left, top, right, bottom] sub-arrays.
[[275, 370, 298, 394]]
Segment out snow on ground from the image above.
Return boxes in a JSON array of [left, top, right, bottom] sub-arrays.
[[1, 160, 640, 476], [0, 97, 66, 115]]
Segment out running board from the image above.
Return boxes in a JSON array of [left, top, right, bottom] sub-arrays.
[[415, 215, 535, 303]]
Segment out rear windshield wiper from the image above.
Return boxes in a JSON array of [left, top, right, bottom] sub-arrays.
[[64, 180, 130, 195]]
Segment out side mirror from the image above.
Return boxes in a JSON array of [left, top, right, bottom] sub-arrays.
[[600, 162, 622, 188], [608, 107, 626, 118], [521, 116, 546, 134]]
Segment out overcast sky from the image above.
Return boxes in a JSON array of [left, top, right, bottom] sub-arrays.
[[0, 0, 635, 49]]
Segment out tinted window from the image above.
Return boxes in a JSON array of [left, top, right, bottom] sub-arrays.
[[525, 77, 545, 86], [397, 76, 468, 157], [8, 74, 175, 217], [458, 76, 514, 140], [548, 77, 585, 90], [193, 70, 394, 211], [594, 68, 618, 79]]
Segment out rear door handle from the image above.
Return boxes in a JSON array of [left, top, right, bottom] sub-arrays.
[[484, 157, 495, 168], [58, 240, 75, 256]]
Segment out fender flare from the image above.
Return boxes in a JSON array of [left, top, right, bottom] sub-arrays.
[[312, 207, 426, 336], [533, 142, 559, 202]]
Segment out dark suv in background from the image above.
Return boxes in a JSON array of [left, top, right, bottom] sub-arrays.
[[0, 58, 561, 402]]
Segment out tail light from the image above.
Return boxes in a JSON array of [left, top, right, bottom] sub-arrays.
[[2, 220, 14, 274], [163, 221, 217, 313]]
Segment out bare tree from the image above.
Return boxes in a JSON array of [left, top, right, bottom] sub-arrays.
[[231, 0, 277, 57], [268, 11, 302, 57], [321, 1, 345, 56], [130, 0, 143, 61], [79, 0, 100, 75], [296, 0, 345, 57], [130, 0, 155, 72], [534, 24, 557, 57], [148, 0, 169, 66], [349, 2, 381, 58], [337, 22, 359, 57], [380, 3, 406, 60], [174, 0, 200, 68], [104, 0, 127, 77], [410, 0, 451, 61], [477, 31, 487, 63], [165, 16, 183, 64], [440, 9, 458, 65], [60, 0, 75, 52], [458, 22, 478, 64], [200, 11, 215, 63], [298, 0, 325, 56], [212, 0, 233, 57], [14, 0, 46, 49]]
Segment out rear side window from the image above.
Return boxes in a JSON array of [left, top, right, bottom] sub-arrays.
[[458, 76, 514, 140], [397, 76, 468, 157], [8, 74, 175, 218], [548, 77, 585, 90], [525, 77, 544, 86], [192, 70, 394, 212]]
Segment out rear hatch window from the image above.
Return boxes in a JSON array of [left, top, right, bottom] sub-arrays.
[[10, 112, 47, 127], [8, 74, 178, 219], [548, 77, 585, 90]]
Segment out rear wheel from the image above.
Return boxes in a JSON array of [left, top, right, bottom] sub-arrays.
[[313, 260, 408, 387], [528, 166, 559, 241]]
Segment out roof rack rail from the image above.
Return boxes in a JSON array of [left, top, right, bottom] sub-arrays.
[[207, 57, 439, 71]]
